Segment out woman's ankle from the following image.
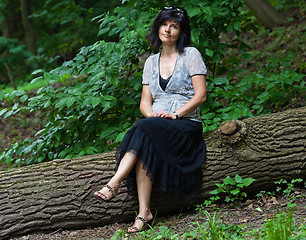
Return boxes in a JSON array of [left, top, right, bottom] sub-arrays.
[[138, 208, 153, 221], [107, 179, 120, 193]]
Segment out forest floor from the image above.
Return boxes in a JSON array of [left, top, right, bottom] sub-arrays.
[[10, 188, 306, 239]]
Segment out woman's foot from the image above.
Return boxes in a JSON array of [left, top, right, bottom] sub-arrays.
[[93, 184, 118, 202], [128, 212, 153, 233]]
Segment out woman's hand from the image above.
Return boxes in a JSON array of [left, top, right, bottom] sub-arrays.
[[152, 110, 173, 119]]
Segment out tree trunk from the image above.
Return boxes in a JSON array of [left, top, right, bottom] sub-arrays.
[[0, 107, 305, 239], [20, 0, 36, 54], [244, 0, 287, 30]]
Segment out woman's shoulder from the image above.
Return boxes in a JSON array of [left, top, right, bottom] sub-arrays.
[[144, 52, 159, 65], [184, 47, 202, 56], [147, 52, 159, 61]]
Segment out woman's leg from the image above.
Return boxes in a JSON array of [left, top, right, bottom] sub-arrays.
[[128, 161, 153, 232], [95, 152, 137, 199]]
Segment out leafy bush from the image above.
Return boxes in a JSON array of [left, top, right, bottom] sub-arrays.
[[0, 0, 249, 165], [1, 0, 305, 166]]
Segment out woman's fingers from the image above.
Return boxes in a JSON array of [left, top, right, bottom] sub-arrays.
[[153, 111, 172, 118]]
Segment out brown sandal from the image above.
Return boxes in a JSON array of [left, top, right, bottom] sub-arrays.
[[93, 184, 117, 202], [128, 215, 152, 233]]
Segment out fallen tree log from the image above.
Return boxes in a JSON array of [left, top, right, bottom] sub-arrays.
[[0, 107, 305, 239]]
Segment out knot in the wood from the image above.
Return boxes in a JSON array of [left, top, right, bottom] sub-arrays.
[[218, 120, 247, 144], [219, 121, 241, 136]]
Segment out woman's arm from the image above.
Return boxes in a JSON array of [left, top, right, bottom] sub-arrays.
[[140, 75, 207, 119], [140, 85, 154, 118], [170, 74, 207, 119], [140, 85, 173, 118]]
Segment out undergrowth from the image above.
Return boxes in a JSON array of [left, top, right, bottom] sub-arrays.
[[110, 203, 305, 240], [110, 177, 305, 239]]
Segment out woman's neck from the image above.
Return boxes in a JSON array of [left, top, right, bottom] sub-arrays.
[[161, 44, 178, 57]]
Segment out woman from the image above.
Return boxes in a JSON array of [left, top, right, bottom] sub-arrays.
[[94, 6, 207, 233]]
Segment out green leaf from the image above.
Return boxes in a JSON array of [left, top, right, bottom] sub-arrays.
[[209, 189, 220, 195], [9, 90, 25, 100], [233, 21, 241, 31], [49, 111, 55, 123], [5, 155, 12, 165], [48, 152, 54, 160], [103, 95, 116, 101], [188, 7, 202, 17], [116, 131, 126, 143], [98, 27, 110, 36], [66, 97, 75, 108], [0, 90, 6, 100], [257, 92, 269, 104], [54, 131, 61, 141], [241, 192, 247, 198], [252, 105, 261, 110], [235, 174, 243, 183], [214, 77, 229, 85], [12, 103, 19, 110], [55, 97, 68, 110], [0, 108, 7, 116], [205, 48, 213, 57], [242, 178, 256, 187], [90, 97, 100, 108], [44, 99, 52, 108], [3, 110, 14, 119], [201, 6, 212, 16], [20, 95, 28, 103], [223, 176, 236, 185], [191, 31, 199, 45], [230, 189, 240, 195], [37, 156, 45, 163], [86, 146, 97, 154], [32, 69, 44, 75], [202, 112, 215, 119], [105, 43, 114, 54]]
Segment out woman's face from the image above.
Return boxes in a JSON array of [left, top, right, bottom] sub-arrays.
[[158, 19, 181, 45]]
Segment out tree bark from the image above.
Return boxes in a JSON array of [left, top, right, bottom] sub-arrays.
[[244, 0, 287, 30], [20, 0, 36, 54], [0, 107, 305, 239]]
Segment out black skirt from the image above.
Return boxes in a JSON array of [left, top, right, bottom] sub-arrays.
[[115, 117, 206, 201]]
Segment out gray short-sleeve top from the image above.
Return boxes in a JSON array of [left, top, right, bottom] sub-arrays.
[[142, 47, 207, 122]]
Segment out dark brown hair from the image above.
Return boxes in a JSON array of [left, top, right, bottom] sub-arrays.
[[148, 6, 191, 53]]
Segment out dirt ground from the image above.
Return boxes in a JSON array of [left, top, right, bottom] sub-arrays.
[[10, 188, 306, 240]]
